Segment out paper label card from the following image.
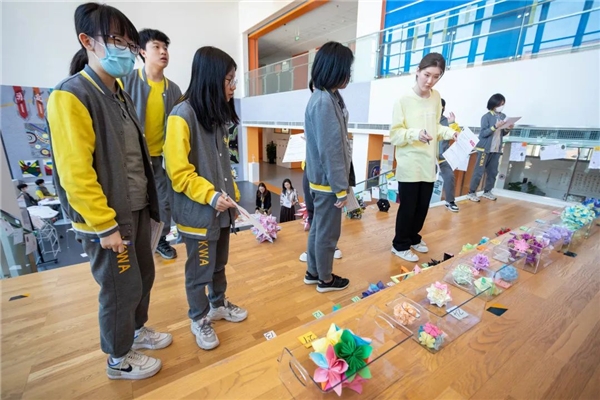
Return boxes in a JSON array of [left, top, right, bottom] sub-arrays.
[[509, 142, 527, 162], [351, 296, 361, 303], [13, 228, 24, 245], [371, 186, 380, 199], [590, 147, 600, 170], [263, 330, 277, 340], [447, 306, 470, 320], [297, 331, 317, 348], [312, 310, 325, 319]]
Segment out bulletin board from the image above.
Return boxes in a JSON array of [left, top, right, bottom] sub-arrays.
[[0, 85, 53, 181]]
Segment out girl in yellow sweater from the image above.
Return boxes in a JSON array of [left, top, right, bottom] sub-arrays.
[[389, 53, 458, 262]]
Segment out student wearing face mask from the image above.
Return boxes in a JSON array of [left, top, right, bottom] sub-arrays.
[[48, 2, 171, 380], [120, 29, 182, 260], [467, 93, 513, 202]]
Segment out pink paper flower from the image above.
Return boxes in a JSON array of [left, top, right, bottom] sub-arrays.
[[423, 322, 442, 338], [342, 375, 366, 394], [311, 345, 349, 396], [512, 238, 530, 253]]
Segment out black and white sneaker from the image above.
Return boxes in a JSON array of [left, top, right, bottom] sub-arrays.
[[106, 349, 161, 380], [445, 202, 459, 212], [304, 271, 319, 285], [317, 274, 350, 293], [156, 236, 177, 259]]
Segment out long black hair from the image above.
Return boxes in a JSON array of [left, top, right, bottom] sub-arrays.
[[182, 46, 239, 132], [309, 41, 354, 92], [282, 178, 294, 193], [256, 182, 269, 199], [69, 2, 139, 75]]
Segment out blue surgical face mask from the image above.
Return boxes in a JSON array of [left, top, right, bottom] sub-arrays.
[[92, 40, 136, 78]]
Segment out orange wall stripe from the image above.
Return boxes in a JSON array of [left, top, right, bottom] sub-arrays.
[[248, 0, 329, 40]]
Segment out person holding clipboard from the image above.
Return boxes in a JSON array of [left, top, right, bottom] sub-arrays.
[[468, 93, 515, 202]]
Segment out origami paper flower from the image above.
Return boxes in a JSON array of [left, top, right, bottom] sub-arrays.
[[334, 330, 373, 380], [452, 264, 474, 285], [426, 281, 452, 307], [512, 239, 530, 253], [311, 345, 348, 396], [499, 265, 518, 282], [342, 375, 367, 394], [311, 324, 344, 354], [418, 331, 436, 348], [460, 243, 477, 254], [251, 214, 281, 243], [294, 202, 310, 231], [471, 254, 490, 270], [423, 322, 442, 338], [393, 302, 421, 326], [561, 204, 595, 230]]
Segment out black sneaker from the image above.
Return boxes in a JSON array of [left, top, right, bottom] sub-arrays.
[[304, 271, 319, 285], [156, 236, 177, 259], [317, 274, 350, 293], [445, 202, 459, 212]]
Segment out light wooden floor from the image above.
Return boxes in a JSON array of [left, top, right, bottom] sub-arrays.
[[1, 197, 594, 399]]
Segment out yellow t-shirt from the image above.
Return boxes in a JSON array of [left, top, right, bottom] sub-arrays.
[[389, 88, 456, 183], [145, 79, 166, 157]]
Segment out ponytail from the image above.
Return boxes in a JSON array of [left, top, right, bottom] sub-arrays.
[[70, 48, 88, 75]]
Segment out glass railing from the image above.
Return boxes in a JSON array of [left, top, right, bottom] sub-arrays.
[[245, 0, 600, 97]]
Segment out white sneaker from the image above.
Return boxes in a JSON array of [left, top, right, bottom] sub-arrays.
[[191, 317, 220, 350], [411, 241, 429, 253], [334, 248, 342, 259], [391, 248, 419, 262], [299, 252, 307, 262], [207, 299, 248, 323], [482, 191, 497, 201], [467, 193, 480, 202], [106, 349, 161, 380], [132, 326, 173, 350]]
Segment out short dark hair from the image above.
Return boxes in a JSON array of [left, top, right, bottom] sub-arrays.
[[139, 29, 170, 62], [35, 179, 45, 185], [487, 93, 506, 110], [70, 3, 139, 75], [441, 98, 446, 108], [182, 46, 239, 132], [418, 52, 446, 76], [309, 42, 354, 92], [17, 183, 28, 190]]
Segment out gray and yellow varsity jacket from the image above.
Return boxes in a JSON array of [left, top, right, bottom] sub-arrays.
[[163, 101, 240, 240], [47, 65, 160, 239]]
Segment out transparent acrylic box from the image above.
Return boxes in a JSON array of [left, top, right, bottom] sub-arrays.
[[278, 306, 413, 399], [442, 258, 506, 301], [387, 283, 486, 353], [491, 231, 562, 274]]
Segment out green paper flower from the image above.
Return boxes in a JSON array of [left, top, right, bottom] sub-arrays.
[[334, 330, 373, 378]]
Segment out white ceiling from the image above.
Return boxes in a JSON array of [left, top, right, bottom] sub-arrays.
[[258, 0, 358, 66]]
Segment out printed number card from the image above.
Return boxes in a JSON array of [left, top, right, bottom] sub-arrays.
[[448, 306, 469, 320], [297, 331, 318, 348], [312, 310, 325, 319], [264, 330, 277, 340]]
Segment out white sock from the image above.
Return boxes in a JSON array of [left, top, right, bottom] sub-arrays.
[[109, 355, 125, 365]]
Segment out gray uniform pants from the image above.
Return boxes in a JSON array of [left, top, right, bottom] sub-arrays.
[[307, 191, 342, 282], [469, 152, 502, 193], [439, 161, 455, 203], [183, 228, 229, 321], [81, 207, 155, 358], [151, 156, 172, 237]]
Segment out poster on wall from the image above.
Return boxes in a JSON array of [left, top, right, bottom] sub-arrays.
[[228, 124, 239, 164], [25, 122, 51, 158], [19, 160, 41, 177], [1, 85, 52, 180], [43, 159, 53, 176]]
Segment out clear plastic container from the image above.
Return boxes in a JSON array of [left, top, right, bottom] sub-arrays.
[[278, 306, 413, 399], [443, 259, 504, 300], [387, 283, 486, 353]]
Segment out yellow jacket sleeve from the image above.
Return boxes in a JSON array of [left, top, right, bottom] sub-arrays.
[[389, 99, 421, 147], [47, 91, 118, 233], [233, 180, 240, 202], [164, 115, 218, 206], [35, 189, 45, 200], [437, 124, 457, 141]]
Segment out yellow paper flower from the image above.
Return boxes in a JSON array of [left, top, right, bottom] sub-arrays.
[[311, 323, 344, 353], [418, 331, 436, 348]]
